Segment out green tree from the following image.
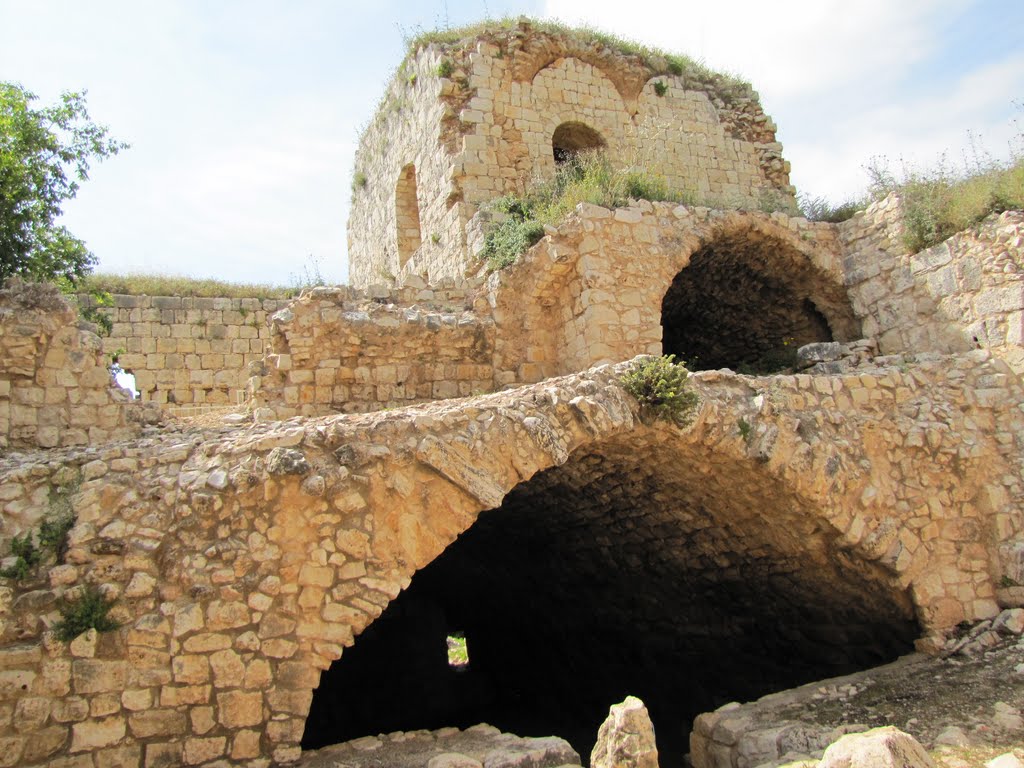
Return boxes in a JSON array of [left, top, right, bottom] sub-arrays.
[[0, 82, 128, 286]]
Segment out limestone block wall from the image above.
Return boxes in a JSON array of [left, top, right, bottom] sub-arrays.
[[80, 294, 283, 407], [0, 357, 1021, 766], [249, 283, 495, 419], [839, 199, 1024, 372], [0, 284, 133, 450], [348, 23, 793, 288]]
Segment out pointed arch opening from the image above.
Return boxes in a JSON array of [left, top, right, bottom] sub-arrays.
[[301, 433, 915, 765], [396, 164, 423, 267]]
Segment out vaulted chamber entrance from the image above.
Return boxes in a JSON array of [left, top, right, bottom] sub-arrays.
[[302, 435, 916, 765], [661, 231, 859, 372], [552, 121, 606, 164]]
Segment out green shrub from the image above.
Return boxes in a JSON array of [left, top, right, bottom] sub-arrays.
[[618, 355, 700, 423], [436, 58, 454, 78], [0, 532, 42, 580], [0, 486, 77, 581], [653, 81, 668, 97], [481, 151, 691, 270], [53, 585, 120, 642], [351, 171, 368, 194], [866, 142, 1024, 253]]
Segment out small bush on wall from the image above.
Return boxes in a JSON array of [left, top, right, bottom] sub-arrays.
[[618, 355, 700, 424]]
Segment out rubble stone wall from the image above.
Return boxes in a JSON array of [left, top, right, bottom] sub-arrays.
[[79, 295, 284, 408], [0, 287, 133, 450], [348, 24, 793, 287], [839, 199, 1024, 372], [0, 357, 1021, 766]]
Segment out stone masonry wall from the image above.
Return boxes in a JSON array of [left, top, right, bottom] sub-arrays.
[[0, 284, 134, 450], [839, 198, 1024, 372], [0, 356, 1021, 766], [79, 294, 283, 408], [249, 283, 495, 419], [348, 23, 793, 287]]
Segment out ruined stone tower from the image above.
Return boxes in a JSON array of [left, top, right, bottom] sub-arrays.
[[347, 20, 794, 286]]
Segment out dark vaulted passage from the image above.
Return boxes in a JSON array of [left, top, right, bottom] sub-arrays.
[[302, 435, 916, 765]]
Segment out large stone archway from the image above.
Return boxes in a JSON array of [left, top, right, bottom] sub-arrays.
[[300, 427, 917, 764]]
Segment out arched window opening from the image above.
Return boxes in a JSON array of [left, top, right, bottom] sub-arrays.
[[552, 122, 606, 164], [395, 164, 423, 267]]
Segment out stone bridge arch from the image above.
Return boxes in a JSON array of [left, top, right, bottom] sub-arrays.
[[1, 357, 1020, 767]]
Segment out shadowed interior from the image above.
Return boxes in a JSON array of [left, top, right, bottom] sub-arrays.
[[661, 234, 859, 372], [302, 436, 917, 764]]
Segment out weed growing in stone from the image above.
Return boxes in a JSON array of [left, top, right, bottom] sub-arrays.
[[653, 81, 668, 97], [0, 482, 77, 581], [0, 532, 42, 580], [618, 355, 700, 424], [738, 418, 752, 442], [53, 585, 121, 642], [798, 194, 864, 223]]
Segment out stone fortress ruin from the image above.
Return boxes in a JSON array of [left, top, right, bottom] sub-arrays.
[[1, 18, 1023, 768]]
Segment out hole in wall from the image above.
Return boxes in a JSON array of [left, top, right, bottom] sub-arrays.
[[302, 437, 916, 764]]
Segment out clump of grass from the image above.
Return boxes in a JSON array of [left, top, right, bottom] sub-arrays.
[[865, 126, 1024, 252], [798, 194, 865, 223], [618, 354, 700, 424], [53, 584, 121, 642], [481, 151, 691, 270], [653, 81, 668, 97], [435, 58, 454, 78], [351, 171, 368, 194]]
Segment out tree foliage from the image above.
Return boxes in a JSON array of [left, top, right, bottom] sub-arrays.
[[0, 82, 128, 286]]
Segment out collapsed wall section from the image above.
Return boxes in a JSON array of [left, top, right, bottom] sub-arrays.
[[0, 283, 135, 449]]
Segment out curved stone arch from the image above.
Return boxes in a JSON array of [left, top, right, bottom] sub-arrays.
[[524, 57, 628, 178], [488, 203, 856, 377], [656, 212, 860, 370], [514, 51, 643, 104]]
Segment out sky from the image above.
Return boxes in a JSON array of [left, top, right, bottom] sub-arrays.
[[2, 0, 1022, 286]]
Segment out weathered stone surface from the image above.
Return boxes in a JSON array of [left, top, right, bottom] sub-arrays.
[[590, 696, 659, 768], [818, 727, 933, 768]]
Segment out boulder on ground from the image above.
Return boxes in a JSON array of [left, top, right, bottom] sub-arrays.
[[818, 726, 933, 768]]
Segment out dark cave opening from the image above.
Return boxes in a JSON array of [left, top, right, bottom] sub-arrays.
[[302, 440, 917, 765], [661, 235, 858, 372]]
